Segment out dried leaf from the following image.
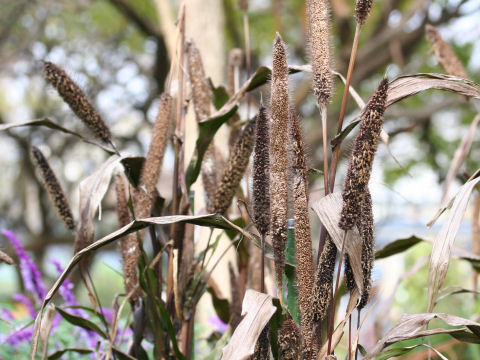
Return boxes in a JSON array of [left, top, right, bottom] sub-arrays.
[[365, 313, 480, 358], [387, 73, 480, 105], [221, 290, 277, 360], [373, 343, 448, 360], [311, 192, 364, 294], [0, 118, 115, 154], [75, 155, 123, 253], [442, 114, 480, 204], [427, 176, 480, 312]]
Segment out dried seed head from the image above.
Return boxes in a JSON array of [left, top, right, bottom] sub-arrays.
[[213, 118, 256, 214], [43, 61, 112, 144], [311, 236, 337, 322], [307, 0, 334, 105], [289, 107, 314, 350], [187, 40, 218, 210], [238, 0, 248, 12], [339, 77, 388, 230], [134, 93, 172, 220], [278, 317, 301, 360], [355, 0, 373, 25], [0, 250, 14, 265], [115, 174, 140, 302], [357, 189, 374, 309], [344, 254, 356, 293], [251, 325, 270, 360], [425, 24, 468, 79], [253, 105, 271, 236], [228, 263, 242, 331], [270, 33, 290, 292], [31, 146, 75, 231]]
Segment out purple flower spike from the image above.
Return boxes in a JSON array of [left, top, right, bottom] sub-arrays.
[[12, 294, 36, 318], [1, 230, 46, 302]]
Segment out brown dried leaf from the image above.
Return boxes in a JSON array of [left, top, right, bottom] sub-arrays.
[[311, 192, 364, 294], [0, 250, 14, 265], [442, 114, 480, 204], [221, 290, 277, 360], [387, 73, 480, 105], [75, 155, 123, 253], [365, 313, 480, 359], [428, 176, 480, 312]]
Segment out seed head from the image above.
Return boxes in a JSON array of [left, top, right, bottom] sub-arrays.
[[289, 107, 314, 350], [355, 0, 373, 25], [278, 317, 301, 360], [425, 24, 468, 79], [307, 0, 334, 105], [357, 189, 374, 309], [134, 93, 172, 221], [253, 105, 271, 236], [115, 174, 140, 302], [213, 118, 256, 214], [31, 146, 75, 231], [311, 236, 337, 322], [270, 33, 290, 292], [339, 77, 388, 230], [43, 61, 112, 144], [251, 325, 270, 360], [238, 0, 248, 12]]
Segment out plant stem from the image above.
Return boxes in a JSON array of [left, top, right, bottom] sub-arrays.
[[243, 11, 251, 119], [320, 103, 329, 195], [261, 234, 265, 293], [328, 22, 362, 194], [327, 231, 347, 355]]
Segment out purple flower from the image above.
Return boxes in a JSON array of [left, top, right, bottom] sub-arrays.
[[0, 324, 34, 346], [1, 230, 46, 302], [1, 308, 14, 321], [50, 259, 86, 318], [208, 314, 228, 333], [12, 293, 36, 318]]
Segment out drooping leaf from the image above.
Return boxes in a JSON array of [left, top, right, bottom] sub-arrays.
[[365, 313, 480, 359], [0, 118, 115, 154], [311, 192, 364, 294], [208, 79, 230, 110], [76, 155, 123, 252], [373, 344, 448, 360], [185, 106, 238, 189], [207, 286, 231, 324], [375, 236, 423, 259], [221, 290, 277, 360], [427, 176, 480, 312], [48, 348, 94, 360], [55, 306, 107, 338]]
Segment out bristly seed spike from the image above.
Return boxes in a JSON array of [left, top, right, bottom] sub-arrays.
[[270, 33, 290, 294]]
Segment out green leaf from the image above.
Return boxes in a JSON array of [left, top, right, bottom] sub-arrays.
[[55, 306, 108, 339], [208, 79, 230, 110], [48, 348, 94, 359], [185, 106, 238, 189], [155, 298, 186, 360], [268, 298, 283, 360], [112, 347, 138, 360], [207, 287, 231, 324], [284, 223, 299, 324], [375, 236, 423, 259]]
